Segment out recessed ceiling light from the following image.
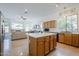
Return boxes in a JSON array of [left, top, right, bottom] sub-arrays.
[[56, 4, 59, 7]]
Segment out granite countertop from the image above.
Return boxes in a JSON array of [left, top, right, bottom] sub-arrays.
[[72, 32, 79, 34], [59, 31, 79, 34], [27, 32, 56, 38]]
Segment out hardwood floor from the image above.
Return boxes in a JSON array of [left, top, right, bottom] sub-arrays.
[[4, 39, 79, 56], [48, 43, 79, 56], [11, 39, 29, 56]]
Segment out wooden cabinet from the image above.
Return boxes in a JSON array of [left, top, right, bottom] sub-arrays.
[[49, 36, 54, 51], [29, 37, 45, 56], [43, 20, 56, 28], [51, 20, 56, 28], [72, 34, 79, 47], [59, 33, 64, 43], [37, 37, 44, 56], [29, 37, 37, 56], [29, 34, 57, 56], [53, 35, 57, 48], [43, 22, 49, 28], [49, 35, 57, 51], [64, 33, 72, 45], [44, 36, 49, 54], [45, 22, 48, 28], [59, 32, 79, 47]]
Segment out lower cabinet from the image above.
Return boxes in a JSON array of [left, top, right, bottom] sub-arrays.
[[44, 36, 50, 54], [64, 33, 72, 45], [29, 35, 57, 56], [59, 33, 64, 43], [49, 35, 57, 51], [53, 35, 57, 48], [49, 36, 54, 51], [72, 34, 79, 47], [29, 37, 37, 56], [37, 37, 45, 56], [59, 33, 79, 47]]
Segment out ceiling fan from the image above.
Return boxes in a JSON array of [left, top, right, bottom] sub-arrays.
[[20, 16, 27, 20], [20, 9, 28, 20]]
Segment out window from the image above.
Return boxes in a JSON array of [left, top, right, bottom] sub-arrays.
[[11, 23, 23, 30], [57, 17, 67, 31], [24, 24, 33, 31], [58, 15, 78, 32], [66, 15, 78, 32]]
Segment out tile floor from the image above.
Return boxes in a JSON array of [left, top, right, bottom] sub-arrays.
[[48, 43, 79, 56]]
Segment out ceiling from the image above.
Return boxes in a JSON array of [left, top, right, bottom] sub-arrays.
[[0, 3, 79, 23], [0, 3, 56, 19]]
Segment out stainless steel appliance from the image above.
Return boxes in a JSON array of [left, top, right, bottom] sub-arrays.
[[0, 11, 11, 56], [0, 11, 4, 56]]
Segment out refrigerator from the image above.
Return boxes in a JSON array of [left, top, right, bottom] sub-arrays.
[[0, 11, 4, 56], [0, 11, 11, 56]]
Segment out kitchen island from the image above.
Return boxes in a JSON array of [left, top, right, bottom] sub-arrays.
[[28, 32, 57, 56]]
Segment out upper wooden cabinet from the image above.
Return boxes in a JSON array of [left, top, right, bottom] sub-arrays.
[[43, 20, 56, 28]]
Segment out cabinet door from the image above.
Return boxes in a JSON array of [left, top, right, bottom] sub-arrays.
[[74, 34, 78, 46], [47, 22, 49, 28], [37, 37, 44, 56], [53, 35, 57, 48], [78, 34, 79, 47], [52, 20, 56, 28], [47, 21, 49, 28], [43, 22, 48, 28], [72, 34, 79, 47], [59, 33, 64, 43], [43, 22, 45, 28], [49, 21, 52, 28], [29, 37, 37, 56], [49, 36, 54, 51], [64, 33, 72, 45], [44, 36, 49, 54]]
